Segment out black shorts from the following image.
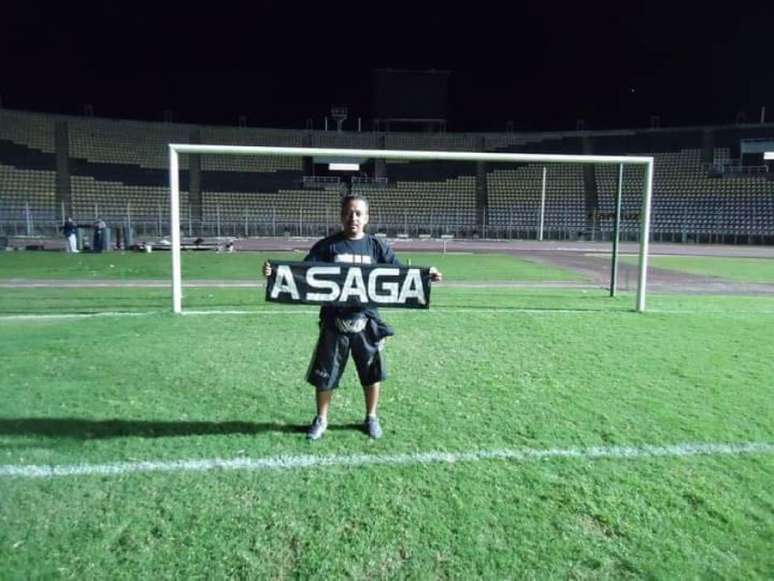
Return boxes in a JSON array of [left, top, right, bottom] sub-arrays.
[[306, 318, 391, 391]]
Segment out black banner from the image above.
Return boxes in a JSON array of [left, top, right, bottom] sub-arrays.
[[265, 261, 432, 309]]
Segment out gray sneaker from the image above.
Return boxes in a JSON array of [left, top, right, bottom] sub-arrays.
[[364, 416, 383, 439], [307, 416, 327, 440]]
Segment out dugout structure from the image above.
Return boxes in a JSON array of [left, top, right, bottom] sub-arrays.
[[168, 145, 655, 313]]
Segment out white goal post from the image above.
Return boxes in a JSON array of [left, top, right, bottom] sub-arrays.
[[168, 145, 655, 313]]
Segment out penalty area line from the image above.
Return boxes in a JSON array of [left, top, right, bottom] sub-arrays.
[[0, 308, 603, 321], [0, 310, 318, 321], [5, 308, 774, 321], [0, 441, 771, 479], [0, 311, 154, 321]]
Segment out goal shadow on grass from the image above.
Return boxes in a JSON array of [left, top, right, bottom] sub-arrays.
[[0, 417, 350, 439]]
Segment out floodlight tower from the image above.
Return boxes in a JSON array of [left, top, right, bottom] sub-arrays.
[[331, 106, 348, 132]]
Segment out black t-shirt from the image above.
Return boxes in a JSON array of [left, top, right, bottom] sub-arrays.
[[304, 232, 401, 322]]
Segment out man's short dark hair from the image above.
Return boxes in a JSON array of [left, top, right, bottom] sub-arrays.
[[340, 193, 369, 214]]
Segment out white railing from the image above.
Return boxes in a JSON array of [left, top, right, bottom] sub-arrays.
[[707, 160, 769, 177], [302, 176, 341, 188]]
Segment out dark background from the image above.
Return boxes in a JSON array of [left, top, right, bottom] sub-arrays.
[[1, 1, 771, 131]]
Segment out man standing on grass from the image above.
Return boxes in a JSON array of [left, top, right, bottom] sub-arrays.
[[62, 217, 79, 253], [263, 193, 442, 440]]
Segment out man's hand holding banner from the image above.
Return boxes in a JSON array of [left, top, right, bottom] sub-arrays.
[[265, 261, 432, 309]]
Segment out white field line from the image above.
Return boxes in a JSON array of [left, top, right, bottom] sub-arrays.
[[182, 309, 318, 316], [0, 441, 771, 480], [0, 282, 263, 288], [583, 253, 673, 257], [0, 310, 317, 321], [0, 311, 155, 320], [187, 308, 611, 315], [0, 308, 593, 321], [0, 308, 630, 321], [4, 307, 774, 322]]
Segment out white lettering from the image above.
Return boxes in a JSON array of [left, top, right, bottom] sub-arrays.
[[270, 264, 427, 306], [397, 269, 426, 305], [270, 265, 300, 300], [338, 267, 368, 303], [367, 268, 400, 303], [306, 266, 341, 301], [334, 254, 372, 265]]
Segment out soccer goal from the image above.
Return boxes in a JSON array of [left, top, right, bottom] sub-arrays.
[[167, 145, 654, 313]]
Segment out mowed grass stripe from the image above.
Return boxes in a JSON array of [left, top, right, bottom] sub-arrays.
[[2, 441, 772, 479], [0, 251, 581, 282], [6, 288, 774, 316]]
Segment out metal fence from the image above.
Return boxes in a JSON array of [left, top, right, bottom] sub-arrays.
[[2, 201, 772, 245]]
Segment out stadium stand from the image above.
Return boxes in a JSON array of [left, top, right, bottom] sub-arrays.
[[631, 148, 774, 243], [1, 107, 772, 244], [309, 131, 376, 149], [69, 117, 190, 170], [0, 109, 56, 153], [201, 187, 340, 237], [355, 177, 477, 236], [487, 165, 587, 239], [385, 133, 476, 151], [199, 126, 303, 173], [70, 176, 188, 221], [0, 163, 58, 231]]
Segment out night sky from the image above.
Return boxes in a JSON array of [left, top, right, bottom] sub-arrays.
[[1, 1, 771, 132]]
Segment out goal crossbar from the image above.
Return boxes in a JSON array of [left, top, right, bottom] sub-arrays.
[[168, 144, 655, 313], [170, 144, 653, 165]]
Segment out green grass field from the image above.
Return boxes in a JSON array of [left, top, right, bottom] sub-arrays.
[[620, 255, 774, 283], [0, 251, 584, 315], [1, 252, 773, 578], [0, 251, 579, 282]]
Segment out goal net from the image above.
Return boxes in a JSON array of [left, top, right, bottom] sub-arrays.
[[167, 145, 654, 313]]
